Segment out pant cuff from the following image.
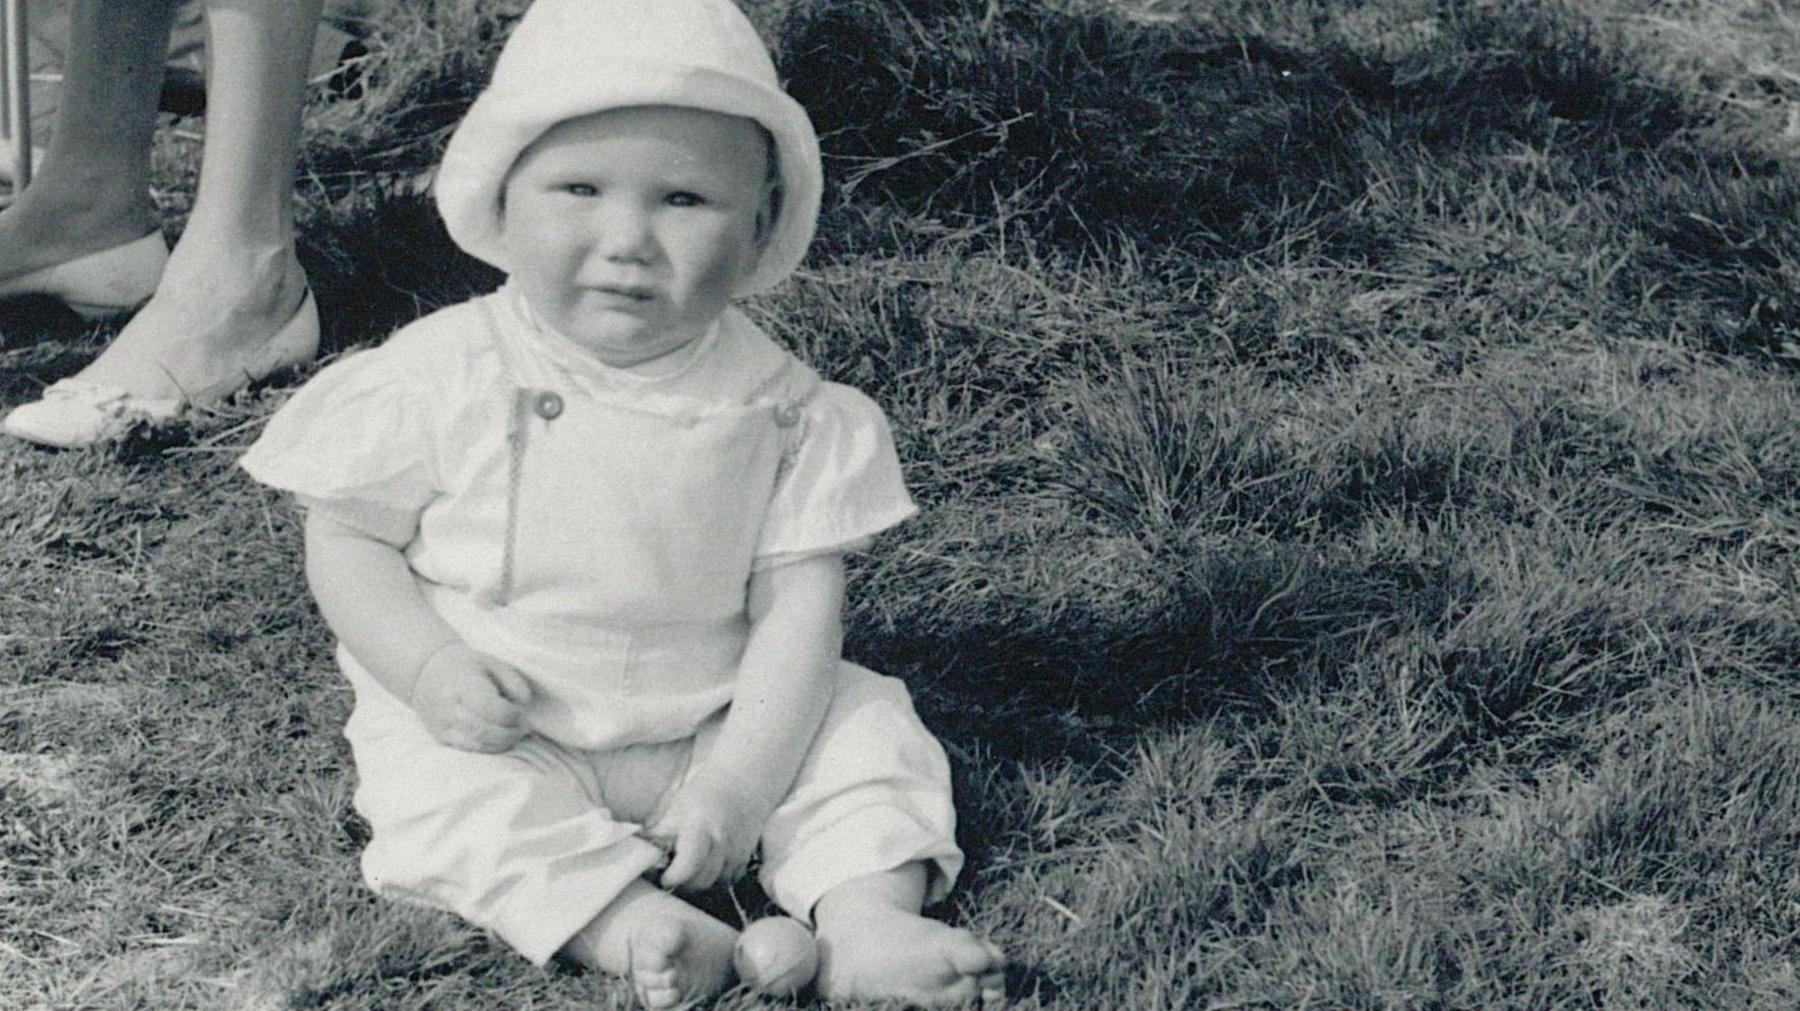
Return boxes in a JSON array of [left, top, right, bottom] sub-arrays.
[[369, 833, 668, 967], [761, 806, 964, 926]]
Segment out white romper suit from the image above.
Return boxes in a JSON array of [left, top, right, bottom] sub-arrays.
[[241, 285, 962, 965]]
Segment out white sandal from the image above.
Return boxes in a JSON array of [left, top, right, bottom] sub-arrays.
[[3, 288, 319, 448], [0, 232, 170, 320]]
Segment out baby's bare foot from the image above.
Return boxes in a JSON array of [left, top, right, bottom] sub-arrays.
[[816, 908, 1005, 1007], [627, 916, 737, 1009]]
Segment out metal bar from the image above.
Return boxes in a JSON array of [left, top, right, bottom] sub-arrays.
[[0, 0, 9, 145], [3, 0, 30, 195], [0, 0, 10, 152]]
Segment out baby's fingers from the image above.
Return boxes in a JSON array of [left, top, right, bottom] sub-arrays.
[[486, 662, 534, 707], [429, 726, 501, 753], [467, 688, 525, 728], [469, 720, 525, 752], [721, 846, 754, 884], [431, 711, 524, 753], [659, 825, 721, 892]]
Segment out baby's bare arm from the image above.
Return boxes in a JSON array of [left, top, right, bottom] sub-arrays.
[[716, 552, 845, 796], [650, 553, 844, 889], [303, 510, 460, 700], [304, 511, 532, 751]]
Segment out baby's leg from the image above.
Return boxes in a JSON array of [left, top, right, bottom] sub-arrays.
[[737, 662, 1006, 1004], [813, 862, 1006, 1007], [344, 686, 670, 967], [561, 879, 738, 1010]]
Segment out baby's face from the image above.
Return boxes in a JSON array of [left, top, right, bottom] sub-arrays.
[[500, 105, 774, 366]]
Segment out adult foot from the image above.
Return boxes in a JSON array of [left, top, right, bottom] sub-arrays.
[[0, 171, 160, 284], [68, 241, 317, 405], [627, 916, 738, 1009], [815, 908, 1006, 1007]]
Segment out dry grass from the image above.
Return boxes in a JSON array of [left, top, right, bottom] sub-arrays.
[[3, 0, 1799, 1008]]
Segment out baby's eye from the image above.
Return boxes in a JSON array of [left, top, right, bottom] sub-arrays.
[[666, 191, 706, 208], [563, 183, 598, 197]]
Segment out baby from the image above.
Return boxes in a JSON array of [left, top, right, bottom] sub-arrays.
[[239, 0, 1005, 1006]]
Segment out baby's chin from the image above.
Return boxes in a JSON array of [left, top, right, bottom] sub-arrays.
[[561, 320, 705, 368]]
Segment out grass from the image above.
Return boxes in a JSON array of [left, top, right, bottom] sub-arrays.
[[4, 0, 1800, 1007]]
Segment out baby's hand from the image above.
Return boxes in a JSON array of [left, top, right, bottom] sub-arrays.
[[409, 643, 533, 753], [646, 767, 775, 893]]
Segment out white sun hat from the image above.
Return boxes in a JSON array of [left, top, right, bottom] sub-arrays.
[[434, 0, 822, 296]]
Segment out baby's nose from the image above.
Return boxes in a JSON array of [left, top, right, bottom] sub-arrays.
[[597, 204, 657, 260]]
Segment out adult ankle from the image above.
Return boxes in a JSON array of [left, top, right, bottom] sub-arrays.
[[157, 241, 308, 310], [0, 182, 160, 257]]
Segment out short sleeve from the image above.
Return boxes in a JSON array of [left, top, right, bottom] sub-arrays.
[[753, 383, 918, 569], [239, 343, 442, 546]]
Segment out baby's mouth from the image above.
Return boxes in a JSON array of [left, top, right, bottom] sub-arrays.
[[589, 284, 656, 302]]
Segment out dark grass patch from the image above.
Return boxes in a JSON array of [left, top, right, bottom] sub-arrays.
[[776, 0, 1703, 265], [1616, 165, 1800, 361], [0, 308, 122, 402], [1330, 0, 1690, 148], [781, 0, 1370, 253], [301, 192, 505, 358]]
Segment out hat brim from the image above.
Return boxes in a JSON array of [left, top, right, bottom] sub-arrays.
[[436, 65, 822, 297]]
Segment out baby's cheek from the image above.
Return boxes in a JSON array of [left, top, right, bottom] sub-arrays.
[[711, 234, 764, 293], [681, 253, 751, 310]]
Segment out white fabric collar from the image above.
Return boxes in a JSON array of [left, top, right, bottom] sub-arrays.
[[504, 282, 721, 388]]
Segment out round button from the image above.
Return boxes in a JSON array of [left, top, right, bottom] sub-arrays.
[[533, 391, 564, 420], [773, 404, 802, 428]]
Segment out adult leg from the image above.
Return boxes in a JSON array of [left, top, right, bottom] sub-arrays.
[[65, 0, 322, 406], [0, 0, 170, 280]]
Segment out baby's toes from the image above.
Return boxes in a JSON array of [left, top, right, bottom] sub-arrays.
[[978, 964, 1007, 1004], [945, 930, 1007, 1003], [623, 913, 737, 1008], [943, 929, 1004, 975], [628, 921, 688, 1008], [635, 980, 683, 1009]]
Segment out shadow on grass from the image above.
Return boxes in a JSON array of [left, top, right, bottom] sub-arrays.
[[0, 302, 112, 408], [783, 0, 1369, 256], [780, 0, 1693, 264], [302, 192, 505, 355]]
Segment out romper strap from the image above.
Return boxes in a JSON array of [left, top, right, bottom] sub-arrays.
[[491, 387, 533, 607], [741, 352, 820, 406], [748, 355, 822, 482]]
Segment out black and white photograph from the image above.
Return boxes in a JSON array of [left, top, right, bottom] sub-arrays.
[[1, 1, 1797, 1007]]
